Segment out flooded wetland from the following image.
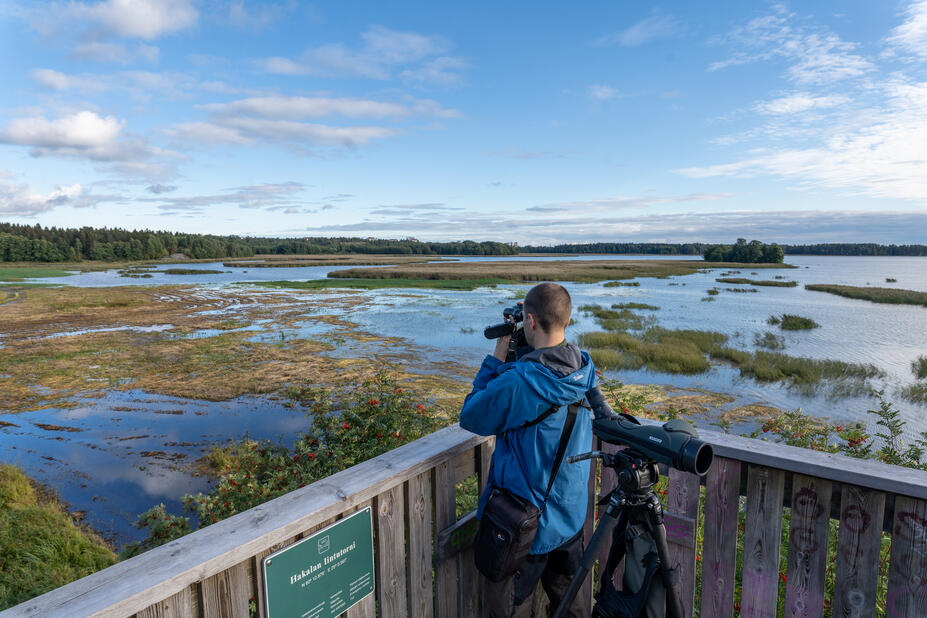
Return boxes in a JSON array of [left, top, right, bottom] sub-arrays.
[[1, 254, 926, 545]]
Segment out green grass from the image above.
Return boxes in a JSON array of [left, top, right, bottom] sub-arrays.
[[770, 314, 820, 330], [0, 268, 75, 282], [806, 284, 927, 307], [706, 288, 719, 295], [716, 277, 797, 287], [603, 281, 640, 287], [913, 356, 927, 380], [611, 302, 659, 310], [901, 382, 927, 404], [243, 278, 509, 291], [0, 465, 116, 610], [162, 269, 225, 275]]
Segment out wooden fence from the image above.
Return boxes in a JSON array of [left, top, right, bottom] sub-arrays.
[[3, 422, 927, 617]]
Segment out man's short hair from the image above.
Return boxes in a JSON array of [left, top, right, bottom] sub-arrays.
[[523, 283, 572, 333]]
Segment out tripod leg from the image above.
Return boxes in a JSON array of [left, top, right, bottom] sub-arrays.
[[551, 500, 630, 618], [647, 497, 685, 618]]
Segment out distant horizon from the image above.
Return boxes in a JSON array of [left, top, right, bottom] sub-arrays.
[[2, 2, 927, 243]]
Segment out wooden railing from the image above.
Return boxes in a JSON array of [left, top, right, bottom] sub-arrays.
[[4, 422, 927, 617]]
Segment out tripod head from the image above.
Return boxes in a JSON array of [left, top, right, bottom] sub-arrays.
[[568, 449, 659, 495]]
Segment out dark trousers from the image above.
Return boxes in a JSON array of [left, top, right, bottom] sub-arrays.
[[484, 530, 585, 618]]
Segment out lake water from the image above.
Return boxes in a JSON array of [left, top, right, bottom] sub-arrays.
[[2, 254, 926, 545]]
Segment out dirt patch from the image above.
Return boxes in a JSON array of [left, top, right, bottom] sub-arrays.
[[716, 404, 782, 424], [648, 391, 735, 416]]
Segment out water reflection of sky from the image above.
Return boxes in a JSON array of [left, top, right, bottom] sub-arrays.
[[0, 391, 312, 544]]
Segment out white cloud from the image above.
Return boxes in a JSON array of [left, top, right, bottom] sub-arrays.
[[0, 111, 123, 150], [142, 182, 307, 213], [198, 96, 459, 120], [588, 85, 622, 101], [0, 173, 85, 216], [887, 0, 927, 58], [29, 68, 245, 101], [595, 11, 684, 47], [66, 0, 198, 40], [168, 118, 396, 148], [709, 10, 872, 85], [755, 93, 849, 115], [255, 25, 466, 85]]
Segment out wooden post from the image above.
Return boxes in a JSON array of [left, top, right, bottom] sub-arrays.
[[374, 484, 408, 617], [784, 474, 832, 618], [885, 496, 927, 617], [740, 465, 785, 618], [699, 457, 740, 618], [407, 471, 435, 618], [832, 485, 886, 617], [199, 560, 251, 618], [434, 459, 459, 618], [135, 586, 195, 618], [345, 502, 376, 618], [666, 468, 700, 618]]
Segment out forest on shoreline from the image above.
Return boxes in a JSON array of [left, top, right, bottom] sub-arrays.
[[1, 222, 926, 263]]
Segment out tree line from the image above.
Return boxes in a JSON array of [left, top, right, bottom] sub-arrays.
[[0, 223, 516, 262], [702, 239, 784, 263]]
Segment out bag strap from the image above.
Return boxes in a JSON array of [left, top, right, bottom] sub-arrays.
[[540, 401, 580, 508]]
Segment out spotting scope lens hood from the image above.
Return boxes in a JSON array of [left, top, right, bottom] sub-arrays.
[[592, 416, 713, 476]]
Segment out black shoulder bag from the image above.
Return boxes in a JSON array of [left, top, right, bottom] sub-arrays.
[[473, 401, 581, 582]]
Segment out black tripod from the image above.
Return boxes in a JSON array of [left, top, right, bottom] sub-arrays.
[[551, 449, 684, 618]]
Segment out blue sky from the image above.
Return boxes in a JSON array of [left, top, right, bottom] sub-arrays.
[[1, 1, 927, 244]]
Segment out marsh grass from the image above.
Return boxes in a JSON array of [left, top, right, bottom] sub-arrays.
[[774, 314, 820, 330], [716, 277, 797, 287], [0, 465, 116, 610], [0, 267, 75, 282], [913, 356, 927, 380], [604, 281, 640, 287], [754, 331, 785, 350], [579, 304, 656, 331], [806, 284, 927, 307], [886, 278, 897, 282], [706, 288, 719, 295], [901, 382, 927, 403], [725, 287, 758, 293]]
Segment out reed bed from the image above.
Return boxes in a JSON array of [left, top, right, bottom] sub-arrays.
[[716, 277, 798, 287], [805, 284, 927, 307]]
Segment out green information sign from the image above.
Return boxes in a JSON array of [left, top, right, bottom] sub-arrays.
[[262, 507, 375, 618]]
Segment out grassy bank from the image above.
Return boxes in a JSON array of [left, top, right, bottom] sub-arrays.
[[0, 465, 116, 610], [0, 267, 75, 282], [806, 284, 927, 307], [716, 277, 798, 287], [163, 268, 225, 275], [769, 314, 820, 330], [245, 277, 509, 291], [327, 259, 789, 284]]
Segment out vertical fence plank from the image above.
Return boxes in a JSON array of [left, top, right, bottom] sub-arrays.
[[833, 485, 886, 617], [135, 585, 195, 618], [199, 561, 251, 618], [886, 496, 927, 617], [460, 546, 479, 617], [434, 459, 459, 618], [784, 474, 832, 618], [375, 484, 407, 617], [407, 471, 435, 618], [700, 457, 740, 618], [740, 465, 785, 618], [666, 468, 700, 618]]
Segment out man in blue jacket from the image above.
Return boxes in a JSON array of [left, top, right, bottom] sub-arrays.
[[460, 282, 595, 618]]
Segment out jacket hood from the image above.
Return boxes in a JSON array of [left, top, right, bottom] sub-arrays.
[[518, 343, 595, 405]]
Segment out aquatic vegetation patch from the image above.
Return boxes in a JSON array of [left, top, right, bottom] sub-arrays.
[[900, 382, 927, 404], [805, 284, 927, 307], [769, 314, 820, 330], [913, 355, 927, 380], [0, 464, 116, 610], [162, 269, 226, 275], [724, 287, 758, 293], [611, 302, 659, 310], [716, 277, 797, 287], [754, 331, 785, 350], [579, 304, 657, 331], [604, 281, 640, 287]]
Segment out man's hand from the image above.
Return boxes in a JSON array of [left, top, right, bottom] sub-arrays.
[[492, 334, 512, 362]]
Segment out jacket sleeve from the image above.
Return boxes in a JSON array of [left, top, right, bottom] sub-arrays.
[[459, 356, 536, 436]]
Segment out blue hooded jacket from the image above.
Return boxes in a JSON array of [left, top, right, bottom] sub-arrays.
[[459, 343, 596, 554]]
